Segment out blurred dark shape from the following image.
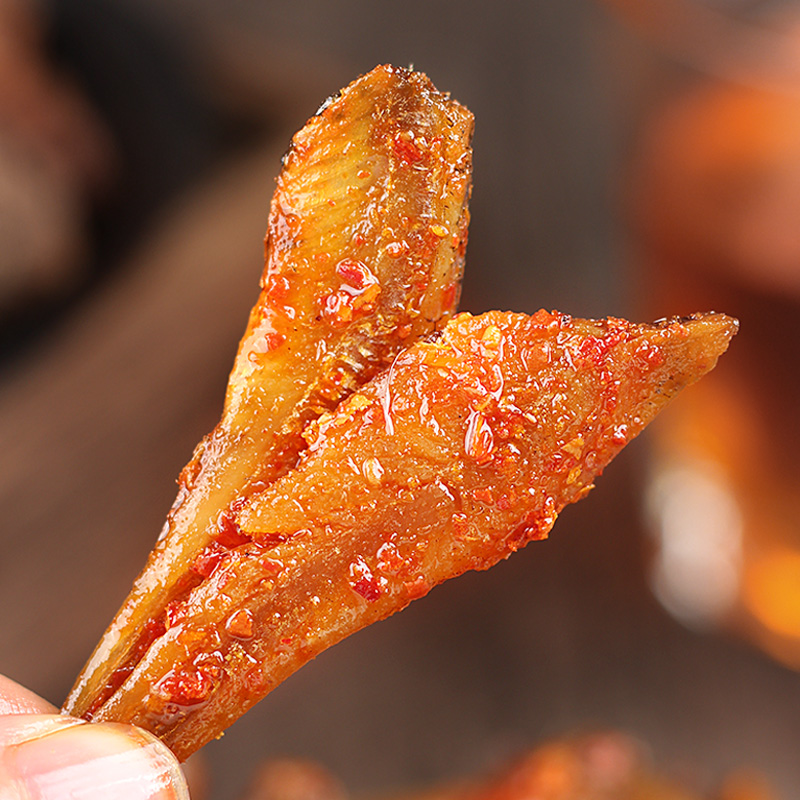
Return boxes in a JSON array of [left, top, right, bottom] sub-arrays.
[[183, 751, 211, 800], [622, 7, 800, 668], [47, 0, 219, 250], [601, 0, 800, 95], [239, 759, 347, 800], [633, 81, 800, 297], [717, 770, 780, 800], [239, 733, 778, 800], [0, 0, 113, 320], [460, 732, 683, 800], [0, 0, 248, 364]]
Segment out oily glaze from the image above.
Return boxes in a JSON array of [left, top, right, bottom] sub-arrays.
[[64, 65, 473, 724], [74, 310, 736, 759], [63, 64, 736, 764]]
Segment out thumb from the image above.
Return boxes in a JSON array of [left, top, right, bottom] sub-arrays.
[[0, 714, 189, 800]]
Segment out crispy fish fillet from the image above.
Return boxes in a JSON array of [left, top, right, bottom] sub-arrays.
[[71, 309, 736, 760], [64, 65, 473, 723]]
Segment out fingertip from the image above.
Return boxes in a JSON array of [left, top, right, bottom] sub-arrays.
[[4, 718, 189, 800], [0, 675, 57, 715]]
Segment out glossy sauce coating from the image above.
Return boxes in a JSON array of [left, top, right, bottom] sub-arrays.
[[84, 310, 736, 759], [64, 65, 473, 723]]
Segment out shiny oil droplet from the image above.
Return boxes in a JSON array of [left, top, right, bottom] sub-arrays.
[[362, 457, 385, 486]]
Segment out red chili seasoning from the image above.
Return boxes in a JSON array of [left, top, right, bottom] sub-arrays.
[[226, 609, 255, 639], [191, 542, 226, 578], [392, 131, 424, 165], [350, 556, 382, 601], [155, 668, 215, 707], [404, 576, 430, 600], [336, 258, 373, 290], [216, 508, 251, 548], [386, 240, 409, 257]]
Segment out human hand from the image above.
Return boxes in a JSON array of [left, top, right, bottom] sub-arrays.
[[0, 674, 188, 799]]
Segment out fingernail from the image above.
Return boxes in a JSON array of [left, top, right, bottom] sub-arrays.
[[0, 714, 85, 747], [3, 719, 190, 800]]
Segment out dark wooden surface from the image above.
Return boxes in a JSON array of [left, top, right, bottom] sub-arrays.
[[1, 2, 798, 798]]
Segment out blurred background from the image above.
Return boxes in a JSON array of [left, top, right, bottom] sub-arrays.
[[2, 0, 800, 798]]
